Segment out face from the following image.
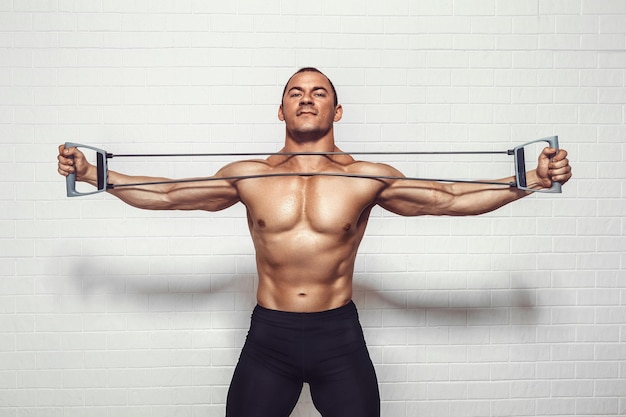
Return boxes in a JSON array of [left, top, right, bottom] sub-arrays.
[[278, 71, 343, 142]]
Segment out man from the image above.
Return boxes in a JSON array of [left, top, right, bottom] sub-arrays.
[[57, 67, 572, 417]]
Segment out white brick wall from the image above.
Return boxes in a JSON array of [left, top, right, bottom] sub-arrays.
[[1, 0, 624, 416]]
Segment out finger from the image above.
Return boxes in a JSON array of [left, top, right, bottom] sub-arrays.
[[58, 162, 74, 173], [541, 147, 558, 157], [550, 165, 571, 180], [62, 144, 82, 158], [550, 159, 570, 173], [57, 154, 74, 166], [551, 171, 572, 184], [550, 159, 571, 171], [60, 143, 73, 155], [551, 149, 568, 162]]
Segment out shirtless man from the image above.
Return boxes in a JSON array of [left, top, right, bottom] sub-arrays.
[[57, 67, 572, 417]]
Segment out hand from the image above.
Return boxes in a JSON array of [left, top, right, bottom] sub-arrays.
[[536, 147, 572, 189], [57, 144, 93, 181]]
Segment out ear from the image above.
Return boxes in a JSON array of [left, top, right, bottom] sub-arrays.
[[333, 104, 343, 122], [278, 104, 285, 121]]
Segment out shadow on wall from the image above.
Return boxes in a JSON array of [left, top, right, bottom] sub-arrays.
[[67, 256, 256, 298], [353, 275, 540, 327], [66, 257, 539, 327]]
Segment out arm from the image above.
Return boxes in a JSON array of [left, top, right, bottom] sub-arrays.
[[57, 144, 240, 211], [376, 147, 572, 216]]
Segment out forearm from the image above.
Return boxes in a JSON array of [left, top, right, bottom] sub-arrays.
[[105, 170, 177, 210], [445, 179, 528, 216], [73, 164, 177, 209], [445, 169, 549, 215]]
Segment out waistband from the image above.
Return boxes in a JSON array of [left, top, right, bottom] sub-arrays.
[[252, 300, 358, 322]]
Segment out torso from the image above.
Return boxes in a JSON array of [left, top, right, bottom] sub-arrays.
[[229, 153, 391, 312]]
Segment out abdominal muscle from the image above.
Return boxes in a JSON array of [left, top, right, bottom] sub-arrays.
[[252, 226, 362, 313]]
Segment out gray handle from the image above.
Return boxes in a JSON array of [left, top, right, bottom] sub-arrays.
[[64, 142, 109, 197], [513, 136, 562, 194]]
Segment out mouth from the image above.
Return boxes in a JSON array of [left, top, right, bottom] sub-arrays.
[[297, 108, 317, 116]]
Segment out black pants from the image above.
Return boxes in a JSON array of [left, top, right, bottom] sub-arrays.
[[226, 301, 380, 417]]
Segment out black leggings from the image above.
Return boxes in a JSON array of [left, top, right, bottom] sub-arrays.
[[226, 301, 380, 417]]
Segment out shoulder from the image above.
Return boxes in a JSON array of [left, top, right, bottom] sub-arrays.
[[347, 160, 404, 181], [216, 159, 273, 179]]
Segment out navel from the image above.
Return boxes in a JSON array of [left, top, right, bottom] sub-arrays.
[[298, 293, 307, 297]]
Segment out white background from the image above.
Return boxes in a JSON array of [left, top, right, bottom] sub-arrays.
[[1, 0, 625, 416]]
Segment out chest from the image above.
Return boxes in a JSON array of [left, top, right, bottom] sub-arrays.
[[238, 175, 379, 233]]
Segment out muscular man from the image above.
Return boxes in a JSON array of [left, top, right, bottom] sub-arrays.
[[57, 67, 572, 417]]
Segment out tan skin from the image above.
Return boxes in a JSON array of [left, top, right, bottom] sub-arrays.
[[58, 71, 572, 313]]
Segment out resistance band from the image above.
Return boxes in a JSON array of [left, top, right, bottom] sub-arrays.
[[64, 136, 562, 197]]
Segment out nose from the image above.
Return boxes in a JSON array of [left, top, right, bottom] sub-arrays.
[[299, 91, 313, 105]]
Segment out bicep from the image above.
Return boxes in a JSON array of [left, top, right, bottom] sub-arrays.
[[163, 177, 240, 211], [366, 163, 451, 216], [163, 162, 254, 211], [377, 178, 454, 216]]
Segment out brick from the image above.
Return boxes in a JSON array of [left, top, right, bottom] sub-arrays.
[[539, 0, 581, 14], [58, 0, 102, 12], [455, 0, 495, 16], [576, 361, 619, 379], [17, 370, 63, 388], [577, 325, 620, 342], [576, 398, 619, 416], [497, 0, 539, 15], [0, 12, 32, 31], [600, 15, 626, 33], [551, 379, 594, 397], [582, 0, 626, 14]]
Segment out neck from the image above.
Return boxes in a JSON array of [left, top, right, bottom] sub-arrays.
[[278, 134, 343, 171], [282, 131, 337, 153]]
